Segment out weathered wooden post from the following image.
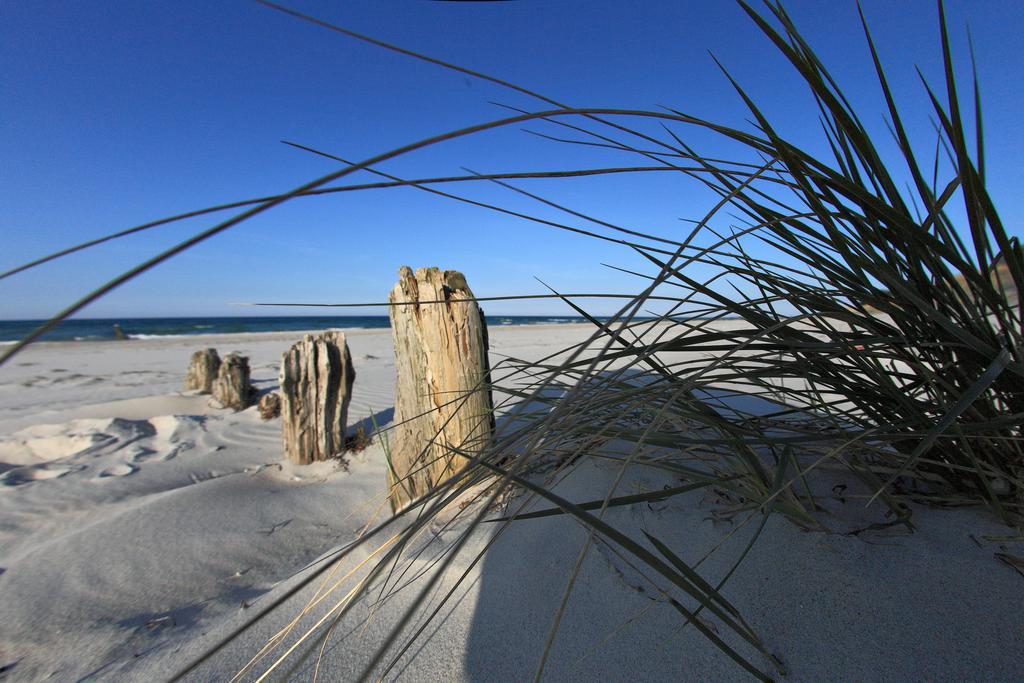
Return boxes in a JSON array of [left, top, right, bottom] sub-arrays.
[[184, 348, 221, 394], [258, 391, 281, 421], [279, 331, 356, 465], [387, 266, 494, 511], [213, 353, 252, 411]]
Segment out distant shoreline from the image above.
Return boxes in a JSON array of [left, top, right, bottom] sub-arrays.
[[0, 321, 604, 348], [0, 315, 628, 344], [0, 314, 724, 344]]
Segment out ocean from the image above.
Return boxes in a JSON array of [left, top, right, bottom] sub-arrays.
[[0, 316, 599, 343]]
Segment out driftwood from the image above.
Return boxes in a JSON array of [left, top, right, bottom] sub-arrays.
[[212, 353, 252, 411], [387, 266, 494, 510], [258, 391, 281, 421], [279, 331, 356, 465], [184, 348, 221, 394]]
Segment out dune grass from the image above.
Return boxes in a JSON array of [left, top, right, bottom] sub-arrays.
[[3, 0, 1021, 680], [176, 2, 1024, 677]]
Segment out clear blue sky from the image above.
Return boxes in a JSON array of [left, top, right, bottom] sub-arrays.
[[1, 0, 1021, 319]]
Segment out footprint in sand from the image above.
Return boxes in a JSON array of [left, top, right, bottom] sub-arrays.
[[31, 466, 78, 480], [0, 464, 82, 486], [129, 441, 191, 463], [127, 445, 159, 463], [166, 441, 196, 460], [98, 463, 137, 478]]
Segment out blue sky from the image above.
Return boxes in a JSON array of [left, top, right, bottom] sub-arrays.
[[1, 0, 1022, 319]]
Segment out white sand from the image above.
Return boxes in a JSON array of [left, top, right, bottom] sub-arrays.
[[0, 324, 1020, 681]]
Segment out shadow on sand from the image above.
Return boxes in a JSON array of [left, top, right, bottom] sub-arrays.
[[165, 380, 1023, 681]]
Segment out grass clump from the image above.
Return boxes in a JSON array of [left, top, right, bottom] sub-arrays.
[[224, 1, 1019, 676]]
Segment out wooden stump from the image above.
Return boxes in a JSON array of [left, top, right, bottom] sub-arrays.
[[279, 331, 356, 465], [387, 266, 494, 511], [184, 348, 221, 394], [213, 353, 252, 411], [258, 391, 281, 421]]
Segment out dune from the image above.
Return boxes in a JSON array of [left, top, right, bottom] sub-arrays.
[[0, 323, 1020, 681]]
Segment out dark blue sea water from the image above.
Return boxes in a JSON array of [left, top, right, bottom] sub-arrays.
[[0, 316, 597, 343]]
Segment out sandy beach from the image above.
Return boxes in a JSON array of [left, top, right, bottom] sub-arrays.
[[0, 322, 1019, 681], [3, 0, 1022, 677]]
